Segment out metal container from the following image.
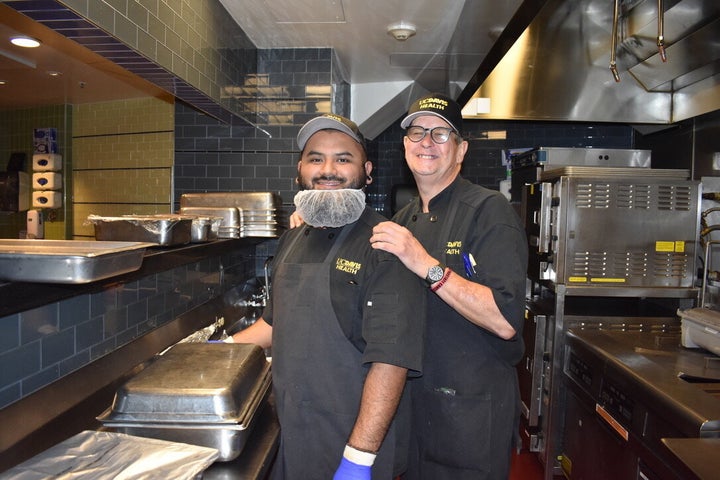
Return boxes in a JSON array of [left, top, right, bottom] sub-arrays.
[[0, 239, 152, 284], [180, 207, 243, 233], [98, 343, 271, 462], [180, 192, 282, 211], [679, 308, 720, 355], [188, 216, 221, 243], [180, 193, 285, 238], [89, 214, 193, 246]]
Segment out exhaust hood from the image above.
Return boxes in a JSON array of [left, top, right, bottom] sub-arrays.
[[460, 0, 720, 124]]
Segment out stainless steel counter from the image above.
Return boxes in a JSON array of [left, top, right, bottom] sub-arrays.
[[564, 328, 720, 479], [661, 438, 720, 480], [566, 329, 720, 437]]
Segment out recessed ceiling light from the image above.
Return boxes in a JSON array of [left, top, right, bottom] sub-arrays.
[[387, 22, 416, 41], [10, 36, 41, 48], [0, 80, 6, 85], [47, 71, 62, 77]]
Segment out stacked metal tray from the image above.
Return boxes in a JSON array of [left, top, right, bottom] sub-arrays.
[[179, 192, 285, 239], [97, 343, 272, 462]]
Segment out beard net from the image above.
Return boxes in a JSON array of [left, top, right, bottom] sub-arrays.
[[294, 189, 366, 228]]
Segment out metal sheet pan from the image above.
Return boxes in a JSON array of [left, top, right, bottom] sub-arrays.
[[0, 239, 152, 284]]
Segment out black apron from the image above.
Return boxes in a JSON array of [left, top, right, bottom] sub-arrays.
[[270, 226, 397, 480], [404, 189, 518, 480]]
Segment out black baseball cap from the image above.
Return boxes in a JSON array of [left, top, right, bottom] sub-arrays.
[[296, 114, 366, 151], [400, 93, 463, 134]]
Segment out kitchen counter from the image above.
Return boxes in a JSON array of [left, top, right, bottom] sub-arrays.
[[566, 328, 720, 437], [0, 238, 262, 318], [565, 328, 720, 478], [661, 438, 720, 480]]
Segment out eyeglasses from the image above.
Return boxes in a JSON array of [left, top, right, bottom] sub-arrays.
[[406, 125, 457, 144]]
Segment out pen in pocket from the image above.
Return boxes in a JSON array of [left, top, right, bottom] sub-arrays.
[[462, 252, 477, 277]]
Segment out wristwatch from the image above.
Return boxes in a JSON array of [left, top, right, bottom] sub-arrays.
[[425, 264, 446, 287]]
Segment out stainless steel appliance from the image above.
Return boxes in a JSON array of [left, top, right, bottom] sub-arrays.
[[519, 165, 702, 479], [509, 147, 651, 203], [527, 167, 699, 289], [563, 326, 720, 479]]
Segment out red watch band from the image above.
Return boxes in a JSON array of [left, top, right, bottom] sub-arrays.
[[431, 268, 451, 292]]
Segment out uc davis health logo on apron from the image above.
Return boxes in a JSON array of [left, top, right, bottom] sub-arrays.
[[336, 257, 361, 274], [445, 240, 462, 255]]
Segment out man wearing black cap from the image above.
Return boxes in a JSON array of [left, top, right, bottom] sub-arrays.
[[229, 114, 424, 479], [370, 94, 528, 479]]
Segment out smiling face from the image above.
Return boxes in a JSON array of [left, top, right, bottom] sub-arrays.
[[297, 129, 372, 191], [403, 114, 468, 191]]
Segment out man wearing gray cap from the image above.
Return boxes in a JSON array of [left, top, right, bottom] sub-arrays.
[[230, 114, 424, 479], [371, 93, 528, 479]]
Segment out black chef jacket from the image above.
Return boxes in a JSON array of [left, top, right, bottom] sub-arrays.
[[263, 206, 424, 374]]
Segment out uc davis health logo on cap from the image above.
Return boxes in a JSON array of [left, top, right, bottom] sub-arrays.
[[418, 97, 449, 112]]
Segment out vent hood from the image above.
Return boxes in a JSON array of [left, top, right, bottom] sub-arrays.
[[460, 0, 720, 124]]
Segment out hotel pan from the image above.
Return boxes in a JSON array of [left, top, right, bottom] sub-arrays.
[[97, 343, 271, 461], [0, 239, 152, 284]]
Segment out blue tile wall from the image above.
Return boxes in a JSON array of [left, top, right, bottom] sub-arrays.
[[369, 119, 635, 215], [0, 248, 256, 409], [175, 44, 634, 220], [174, 48, 347, 208]]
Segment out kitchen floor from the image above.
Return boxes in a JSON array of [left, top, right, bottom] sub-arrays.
[[510, 449, 545, 480]]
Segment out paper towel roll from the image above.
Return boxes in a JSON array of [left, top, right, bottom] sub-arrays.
[[32, 153, 62, 172]]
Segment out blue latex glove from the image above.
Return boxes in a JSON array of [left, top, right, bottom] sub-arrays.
[[333, 457, 371, 480]]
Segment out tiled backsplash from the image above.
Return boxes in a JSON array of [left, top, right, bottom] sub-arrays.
[[72, 97, 175, 238], [0, 247, 256, 409], [8, 0, 258, 125], [174, 47, 348, 207]]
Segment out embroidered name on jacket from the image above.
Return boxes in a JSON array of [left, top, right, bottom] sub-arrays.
[[336, 257, 361, 274], [446, 240, 462, 256]]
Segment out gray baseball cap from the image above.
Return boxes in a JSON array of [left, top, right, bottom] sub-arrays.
[[296, 114, 366, 151]]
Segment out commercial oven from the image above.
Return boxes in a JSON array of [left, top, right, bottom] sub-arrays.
[[509, 147, 651, 204], [526, 167, 700, 289], [519, 165, 701, 479]]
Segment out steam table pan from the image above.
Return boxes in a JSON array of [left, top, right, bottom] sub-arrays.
[[88, 214, 193, 246], [0, 239, 153, 284], [179, 192, 282, 211], [98, 342, 272, 462]]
